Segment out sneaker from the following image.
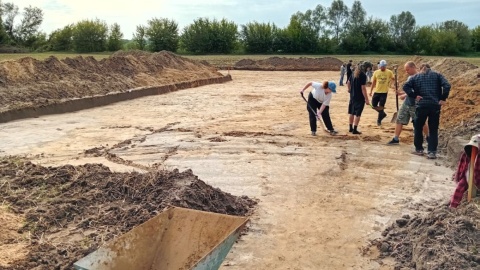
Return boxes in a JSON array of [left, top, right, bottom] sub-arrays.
[[329, 130, 338, 135], [427, 152, 437, 159], [377, 120, 381, 126], [352, 130, 362, 134], [311, 131, 316, 136], [387, 138, 399, 145], [412, 150, 424, 156]]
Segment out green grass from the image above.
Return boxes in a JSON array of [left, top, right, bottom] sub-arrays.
[[0, 52, 479, 67]]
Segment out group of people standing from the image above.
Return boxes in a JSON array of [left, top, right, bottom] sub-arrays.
[[299, 59, 451, 160]]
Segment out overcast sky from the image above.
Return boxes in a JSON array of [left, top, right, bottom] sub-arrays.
[[13, 0, 480, 39]]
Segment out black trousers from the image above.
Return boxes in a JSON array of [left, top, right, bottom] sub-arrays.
[[372, 92, 388, 120], [414, 105, 440, 153], [307, 92, 334, 132]]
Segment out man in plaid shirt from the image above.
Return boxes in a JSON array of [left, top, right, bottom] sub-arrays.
[[403, 65, 451, 159]]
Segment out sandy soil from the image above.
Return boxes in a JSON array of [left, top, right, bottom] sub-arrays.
[[0, 70, 459, 269]]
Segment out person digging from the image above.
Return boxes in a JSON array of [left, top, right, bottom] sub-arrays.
[[299, 81, 338, 136], [369, 60, 395, 126]]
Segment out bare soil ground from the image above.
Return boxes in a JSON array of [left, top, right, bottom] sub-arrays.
[[0, 53, 479, 269]]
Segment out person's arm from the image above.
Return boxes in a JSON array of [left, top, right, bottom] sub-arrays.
[[347, 78, 351, 93], [318, 104, 327, 115], [369, 76, 376, 96], [439, 74, 451, 104], [318, 94, 332, 115], [300, 82, 313, 94], [362, 85, 369, 105], [402, 77, 416, 98]]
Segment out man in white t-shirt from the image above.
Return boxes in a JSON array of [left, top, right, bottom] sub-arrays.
[[300, 81, 337, 135]]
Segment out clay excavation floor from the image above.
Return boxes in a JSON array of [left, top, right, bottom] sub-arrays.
[[0, 70, 457, 269]]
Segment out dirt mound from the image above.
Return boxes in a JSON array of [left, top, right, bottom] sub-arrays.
[[0, 157, 256, 269], [233, 56, 343, 71], [370, 200, 480, 269], [0, 50, 223, 113]]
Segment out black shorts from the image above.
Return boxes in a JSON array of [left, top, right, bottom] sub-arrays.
[[348, 100, 365, 116]]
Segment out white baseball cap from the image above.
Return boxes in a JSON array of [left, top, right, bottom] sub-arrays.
[[465, 134, 480, 156], [379, 60, 387, 67]]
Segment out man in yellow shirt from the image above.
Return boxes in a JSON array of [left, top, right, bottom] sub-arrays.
[[370, 60, 395, 126]]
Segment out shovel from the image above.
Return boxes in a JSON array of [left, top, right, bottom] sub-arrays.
[[391, 66, 399, 123]]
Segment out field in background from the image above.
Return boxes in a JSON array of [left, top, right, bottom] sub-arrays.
[[0, 52, 479, 67]]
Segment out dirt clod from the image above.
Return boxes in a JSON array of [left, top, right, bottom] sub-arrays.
[[0, 157, 256, 269]]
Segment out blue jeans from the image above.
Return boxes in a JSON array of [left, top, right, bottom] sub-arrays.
[[414, 105, 440, 153], [339, 73, 345, 85]]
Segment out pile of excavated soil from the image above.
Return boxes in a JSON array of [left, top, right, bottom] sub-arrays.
[[0, 50, 223, 112], [233, 56, 343, 71], [369, 200, 480, 269], [0, 157, 256, 269]]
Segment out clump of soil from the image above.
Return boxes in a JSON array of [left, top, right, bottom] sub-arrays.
[[0, 50, 223, 112], [370, 200, 480, 269], [233, 56, 343, 71], [0, 157, 256, 269]]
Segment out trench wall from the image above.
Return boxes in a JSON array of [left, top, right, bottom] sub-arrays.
[[0, 75, 232, 124]]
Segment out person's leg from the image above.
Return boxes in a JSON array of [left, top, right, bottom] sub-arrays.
[[349, 114, 354, 132], [348, 100, 354, 132], [389, 102, 410, 143], [371, 93, 382, 124], [307, 93, 320, 134], [352, 102, 365, 134], [413, 107, 428, 153], [378, 93, 388, 123], [423, 123, 429, 143], [427, 106, 441, 154], [320, 106, 334, 131]]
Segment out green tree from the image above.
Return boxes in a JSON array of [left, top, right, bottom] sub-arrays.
[[389, 11, 416, 53], [72, 19, 108, 53], [181, 18, 237, 54], [327, 0, 349, 42], [412, 25, 434, 54], [15, 6, 43, 44], [346, 0, 366, 31], [341, 30, 366, 53], [48, 24, 74, 51], [438, 20, 472, 53], [1, 2, 18, 40], [132, 25, 147, 50], [362, 17, 390, 52], [472, 26, 480, 52], [294, 4, 328, 38], [107, 23, 123, 51], [1, 2, 43, 46], [283, 15, 318, 53], [209, 19, 238, 53], [145, 18, 179, 52], [0, 4, 10, 44], [241, 21, 277, 53], [431, 30, 458, 55]]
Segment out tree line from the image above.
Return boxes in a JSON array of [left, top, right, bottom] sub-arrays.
[[1, 0, 480, 55]]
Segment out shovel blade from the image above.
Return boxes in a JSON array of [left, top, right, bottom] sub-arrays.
[[391, 112, 398, 123]]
